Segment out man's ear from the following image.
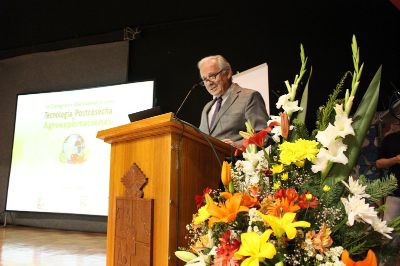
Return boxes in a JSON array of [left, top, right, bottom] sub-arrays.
[[226, 68, 233, 79]]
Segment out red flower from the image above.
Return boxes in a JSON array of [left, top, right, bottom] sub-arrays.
[[213, 230, 241, 266], [274, 188, 299, 204], [298, 192, 318, 209], [284, 188, 299, 203], [194, 187, 212, 209], [240, 121, 279, 151]]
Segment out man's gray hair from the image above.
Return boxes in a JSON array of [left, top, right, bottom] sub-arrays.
[[197, 55, 231, 71]]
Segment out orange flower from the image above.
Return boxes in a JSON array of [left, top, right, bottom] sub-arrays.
[[221, 161, 231, 187], [220, 192, 259, 208], [241, 193, 259, 208], [305, 224, 333, 253], [280, 112, 289, 139], [298, 192, 318, 209], [341, 249, 378, 266], [206, 193, 249, 227], [267, 197, 300, 217]]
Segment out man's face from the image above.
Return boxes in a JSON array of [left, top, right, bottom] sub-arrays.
[[199, 59, 231, 97]]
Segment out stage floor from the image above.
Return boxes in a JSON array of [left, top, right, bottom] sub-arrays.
[[0, 225, 106, 266]]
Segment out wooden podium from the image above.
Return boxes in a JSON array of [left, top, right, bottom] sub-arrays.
[[97, 113, 233, 265]]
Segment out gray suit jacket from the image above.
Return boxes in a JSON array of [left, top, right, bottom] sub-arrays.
[[199, 83, 269, 142]]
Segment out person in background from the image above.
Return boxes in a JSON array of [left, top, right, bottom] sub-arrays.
[[376, 122, 400, 221], [198, 55, 269, 148]]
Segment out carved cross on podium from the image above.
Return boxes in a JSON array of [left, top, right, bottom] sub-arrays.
[[115, 163, 153, 266]]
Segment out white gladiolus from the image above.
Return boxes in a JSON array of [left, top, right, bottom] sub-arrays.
[[315, 124, 341, 148], [333, 104, 355, 138], [276, 94, 303, 115]]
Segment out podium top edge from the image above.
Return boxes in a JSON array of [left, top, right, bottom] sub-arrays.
[[96, 112, 175, 139]]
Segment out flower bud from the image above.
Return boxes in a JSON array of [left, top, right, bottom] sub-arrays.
[[221, 161, 231, 187], [280, 112, 289, 139]]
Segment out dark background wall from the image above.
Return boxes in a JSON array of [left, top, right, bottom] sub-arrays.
[[1, 1, 399, 122], [0, 0, 399, 230]]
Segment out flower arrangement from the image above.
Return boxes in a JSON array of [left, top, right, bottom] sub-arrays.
[[175, 36, 400, 266]]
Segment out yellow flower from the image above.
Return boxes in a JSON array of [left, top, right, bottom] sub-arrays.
[[193, 204, 210, 225], [271, 164, 284, 174], [294, 160, 305, 167], [305, 193, 313, 200], [234, 230, 276, 265], [279, 139, 319, 166], [257, 212, 310, 239], [281, 172, 289, 181], [323, 185, 331, 192], [221, 161, 232, 187], [273, 181, 281, 190]]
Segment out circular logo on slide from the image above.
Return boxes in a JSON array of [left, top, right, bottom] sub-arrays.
[[59, 134, 88, 164]]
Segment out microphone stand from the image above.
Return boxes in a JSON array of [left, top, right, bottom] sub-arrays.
[[174, 82, 201, 118]]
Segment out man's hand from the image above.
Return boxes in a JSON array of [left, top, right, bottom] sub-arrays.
[[221, 139, 241, 149]]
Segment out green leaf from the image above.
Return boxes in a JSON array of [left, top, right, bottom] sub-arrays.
[[324, 66, 381, 185], [296, 66, 312, 124]]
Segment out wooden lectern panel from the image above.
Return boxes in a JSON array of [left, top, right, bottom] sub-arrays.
[[97, 113, 232, 265]]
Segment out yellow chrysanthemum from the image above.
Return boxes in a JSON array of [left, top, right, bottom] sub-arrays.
[[323, 185, 331, 192], [193, 204, 210, 225], [281, 172, 289, 181], [279, 139, 319, 166], [271, 164, 284, 174], [273, 181, 281, 190]]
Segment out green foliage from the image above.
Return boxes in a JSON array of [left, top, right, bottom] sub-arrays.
[[322, 180, 345, 207], [314, 72, 349, 135], [362, 175, 398, 203], [288, 119, 310, 141], [326, 66, 381, 185], [295, 66, 312, 124], [388, 215, 400, 235]]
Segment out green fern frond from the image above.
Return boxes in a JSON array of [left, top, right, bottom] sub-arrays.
[[314, 71, 350, 133], [322, 179, 345, 206], [288, 119, 310, 141], [363, 175, 398, 203]]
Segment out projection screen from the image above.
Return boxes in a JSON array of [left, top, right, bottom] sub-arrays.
[[6, 81, 154, 216]]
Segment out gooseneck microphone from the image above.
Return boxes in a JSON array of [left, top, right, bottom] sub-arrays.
[[174, 80, 203, 118]]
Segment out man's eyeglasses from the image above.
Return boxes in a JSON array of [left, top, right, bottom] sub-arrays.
[[200, 69, 225, 86]]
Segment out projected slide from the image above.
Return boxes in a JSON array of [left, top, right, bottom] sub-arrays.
[[6, 81, 154, 216]]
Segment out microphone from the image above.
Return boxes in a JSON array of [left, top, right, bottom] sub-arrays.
[[174, 81, 203, 118]]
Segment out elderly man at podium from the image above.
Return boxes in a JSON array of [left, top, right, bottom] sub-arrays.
[[198, 55, 269, 148]]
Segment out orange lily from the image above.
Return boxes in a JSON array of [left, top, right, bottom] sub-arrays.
[[221, 161, 231, 187], [206, 193, 249, 227], [220, 192, 259, 208], [280, 112, 289, 139], [267, 197, 300, 217], [341, 249, 377, 266]]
